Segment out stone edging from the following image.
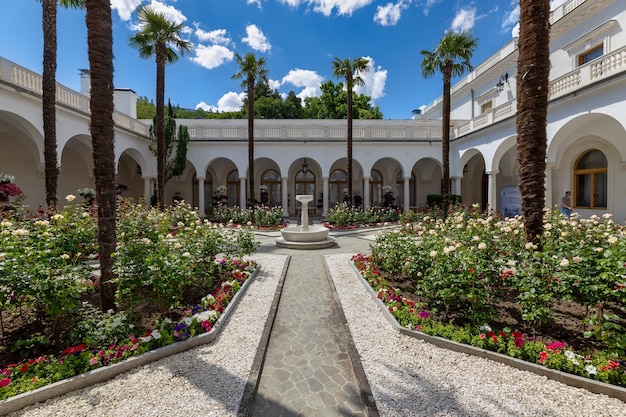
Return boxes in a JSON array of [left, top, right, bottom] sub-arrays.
[[349, 262, 626, 403], [0, 266, 260, 416]]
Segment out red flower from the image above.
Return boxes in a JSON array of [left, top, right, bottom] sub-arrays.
[[479, 333, 486, 339], [19, 364, 29, 373], [539, 351, 548, 364], [417, 324, 423, 331], [0, 378, 11, 388]]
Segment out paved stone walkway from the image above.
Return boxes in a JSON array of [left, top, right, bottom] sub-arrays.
[[245, 227, 380, 417]]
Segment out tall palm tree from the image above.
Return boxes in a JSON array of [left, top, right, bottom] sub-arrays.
[[129, 5, 192, 211], [40, 0, 85, 209], [232, 52, 268, 215], [516, 0, 550, 247], [84, 0, 116, 311], [421, 31, 478, 216], [332, 57, 369, 207]]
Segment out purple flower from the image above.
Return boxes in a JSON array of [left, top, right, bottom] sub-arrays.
[[418, 311, 431, 319]]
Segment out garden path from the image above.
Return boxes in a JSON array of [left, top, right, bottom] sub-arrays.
[[244, 226, 380, 417]]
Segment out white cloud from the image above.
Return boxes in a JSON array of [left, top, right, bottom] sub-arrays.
[[422, 0, 442, 17], [195, 101, 218, 112], [451, 7, 476, 32], [247, 0, 263, 8], [374, 1, 409, 26], [145, 0, 187, 25], [194, 25, 231, 45], [268, 79, 282, 90], [191, 44, 234, 69], [501, 1, 519, 35], [195, 92, 246, 113], [277, 0, 373, 16], [281, 69, 324, 101], [111, 0, 142, 21], [354, 57, 386, 101], [218, 92, 247, 112], [242, 24, 271, 52], [278, 0, 301, 6]]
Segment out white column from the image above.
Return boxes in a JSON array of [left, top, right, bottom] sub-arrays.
[[239, 177, 246, 208], [486, 170, 499, 212], [197, 177, 205, 217], [322, 176, 329, 216], [363, 176, 371, 208], [143, 178, 151, 207], [452, 176, 462, 197], [281, 176, 289, 217], [403, 176, 410, 213], [545, 163, 553, 210]]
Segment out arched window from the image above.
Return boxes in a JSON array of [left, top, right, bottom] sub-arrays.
[[295, 169, 315, 197], [227, 170, 239, 207], [574, 149, 607, 209], [193, 171, 212, 215], [370, 170, 382, 207], [261, 169, 281, 206], [329, 169, 348, 205]]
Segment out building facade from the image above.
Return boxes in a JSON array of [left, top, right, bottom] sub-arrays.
[[1, 0, 625, 220]]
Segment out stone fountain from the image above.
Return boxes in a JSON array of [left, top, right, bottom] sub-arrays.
[[275, 195, 336, 249]]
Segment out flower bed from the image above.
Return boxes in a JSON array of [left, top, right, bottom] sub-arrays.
[[351, 206, 626, 388], [0, 199, 259, 400]]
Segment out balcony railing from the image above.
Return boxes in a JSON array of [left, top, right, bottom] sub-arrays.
[[454, 46, 626, 139], [0, 56, 149, 136], [186, 123, 443, 142]]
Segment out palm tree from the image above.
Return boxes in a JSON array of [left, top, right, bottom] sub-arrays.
[[84, 0, 116, 311], [232, 52, 268, 215], [421, 31, 478, 216], [516, 0, 551, 247], [129, 5, 192, 211], [40, 0, 85, 209], [332, 57, 369, 207]]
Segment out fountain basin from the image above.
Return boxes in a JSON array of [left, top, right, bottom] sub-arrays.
[[276, 225, 336, 249], [280, 225, 329, 242]]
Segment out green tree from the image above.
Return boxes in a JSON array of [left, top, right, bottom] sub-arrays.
[[136, 96, 156, 119], [129, 5, 192, 211], [148, 102, 189, 184], [84, 0, 116, 311], [232, 52, 269, 214], [40, 0, 85, 209], [303, 80, 382, 119], [421, 31, 478, 216], [284, 91, 304, 119], [332, 57, 370, 207], [516, 0, 550, 247]]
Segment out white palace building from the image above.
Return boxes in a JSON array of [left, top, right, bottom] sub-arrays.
[[1, 0, 626, 221]]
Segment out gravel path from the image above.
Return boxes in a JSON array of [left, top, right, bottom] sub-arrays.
[[325, 253, 626, 417], [7, 251, 626, 416], [7, 254, 287, 417]]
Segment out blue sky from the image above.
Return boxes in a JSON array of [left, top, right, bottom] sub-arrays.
[[0, 1, 566, 119]]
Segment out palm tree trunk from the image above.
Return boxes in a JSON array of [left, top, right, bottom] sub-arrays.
[[85, 0, 117, 311], [516, 0, 550, 247], [42, 0, 58, 209], [248, 77, 255, 216], [441, 65, 452, 216], [347, 87, 353, 208], [156, 53, 166, 211]]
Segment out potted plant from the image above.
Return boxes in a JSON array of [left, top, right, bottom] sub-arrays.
[[0, 173, 23, 203], [382, 185, 394, 208]]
